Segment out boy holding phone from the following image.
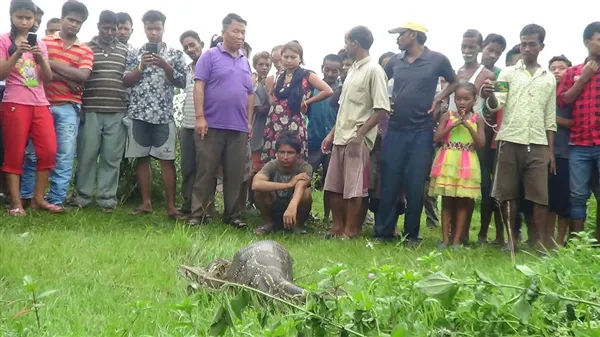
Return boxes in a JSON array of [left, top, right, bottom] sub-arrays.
[[122, 10, 187, 220]]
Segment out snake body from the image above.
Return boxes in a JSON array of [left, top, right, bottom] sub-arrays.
[[178, 240, 305, 301]]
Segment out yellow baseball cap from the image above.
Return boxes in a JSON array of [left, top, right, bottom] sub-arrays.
[[388, 22, 428, 34]]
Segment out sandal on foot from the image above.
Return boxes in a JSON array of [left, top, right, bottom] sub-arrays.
[[33, 203, 65, 213], [230, 219, 247, 229], [254, 225, 273, 236], [168, 212, 186, 221], [186, 215, 212, 226], [8, 208, 26, 216]]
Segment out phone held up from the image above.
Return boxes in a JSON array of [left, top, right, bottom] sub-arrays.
[[145, 42, 158, 54], [492, 80, 509, 93], [27, 32, 37, 46]]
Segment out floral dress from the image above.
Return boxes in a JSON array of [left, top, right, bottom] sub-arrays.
[[261, 71, 313, 164]]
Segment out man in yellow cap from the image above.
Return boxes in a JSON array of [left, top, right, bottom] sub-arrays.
[[374, 21, 457, 245]]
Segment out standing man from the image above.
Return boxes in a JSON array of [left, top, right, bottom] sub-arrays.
[[21, 0, 94, 209], [116, 12, 134, 51], [308, 54, 342, 222], [558, 22, 600, 243], [188, 13, 254, 228], [70, 10, 128, 212], [45, 18, 61, 36], [478, 33, 507, 244], [375, 22, 457, 244], [322, 26, 390, 238], [547, 55, 572, 245], [178, 30, 204, 216], [485, 24, 557, 251], [122, 10, 187, 220]]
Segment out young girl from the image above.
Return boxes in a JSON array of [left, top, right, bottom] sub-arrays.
[[0, 0, 58, 216], [429, 83, 485, 248]]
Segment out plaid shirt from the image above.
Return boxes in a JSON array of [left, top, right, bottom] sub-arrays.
[[558, 62, 600, 146]]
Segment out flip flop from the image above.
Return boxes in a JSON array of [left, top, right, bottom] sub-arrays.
[[8, 208, 26, 216], [168, 212, 186, 221], [230, 219, 247, 229], [254, 225, 273, 236]]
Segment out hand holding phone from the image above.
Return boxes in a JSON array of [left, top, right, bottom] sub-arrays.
[[145, 43, 158, 54], [492, 81, 509, 93], [27, 32, 37, 46]]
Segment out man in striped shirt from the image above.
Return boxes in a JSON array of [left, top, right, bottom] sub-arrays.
[[178, 30, 204, 216], [69, 10, 128, 212], [20, 0, 94, 209]]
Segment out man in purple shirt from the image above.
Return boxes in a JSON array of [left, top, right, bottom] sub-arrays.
[[188, 13, 254, 228]]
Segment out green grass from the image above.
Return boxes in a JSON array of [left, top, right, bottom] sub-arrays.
[[0, 191, 597, 336]]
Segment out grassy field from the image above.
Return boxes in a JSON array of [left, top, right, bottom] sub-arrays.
[[0, 191, 597, 336]]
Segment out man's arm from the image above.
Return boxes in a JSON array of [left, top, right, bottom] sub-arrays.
[[558, 67, 584, 105], [557, 117, 572, 128], [286, 179, 310, 210], [193, 80, 205, 119], [252, 172, 305, 192], [160, 50, 186, 89], [122, 49, 145, 87], [49, 47, 93, 83], [545, 83, 558, 153], [433, 55, 458, 103], [246, 93, 255, 127], [356, 68, 391, 140]]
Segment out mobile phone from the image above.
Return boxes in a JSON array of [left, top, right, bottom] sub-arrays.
[[146, 43, 158, 54], [27, 32, 37, 46], [493, 80, 509, 93]]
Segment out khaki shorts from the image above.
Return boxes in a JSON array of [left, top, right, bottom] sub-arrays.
[[323, 142, 370, 199], [491, 141, 549, 205]]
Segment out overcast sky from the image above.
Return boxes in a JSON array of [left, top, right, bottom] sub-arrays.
[[2, 0, 596, 74]]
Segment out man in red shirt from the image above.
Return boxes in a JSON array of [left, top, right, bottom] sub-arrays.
[[558, 21, 600, 242]]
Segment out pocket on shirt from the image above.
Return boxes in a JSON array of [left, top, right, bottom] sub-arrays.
[[347, 88, 367, 105]]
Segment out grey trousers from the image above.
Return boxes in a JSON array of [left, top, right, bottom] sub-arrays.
[[74, 112, 126, 208], [179, 127, 196, 214], [191, 129, 247, 221]]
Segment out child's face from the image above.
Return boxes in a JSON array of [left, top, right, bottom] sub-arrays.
[[454, 88, 475, 113]]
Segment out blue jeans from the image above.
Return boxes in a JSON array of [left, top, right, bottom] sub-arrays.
[[21, 103, 80, 204], [375, 128, 434, 240], [569, 145, 600, 221]]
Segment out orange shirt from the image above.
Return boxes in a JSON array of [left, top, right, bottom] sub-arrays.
[[42, 32, 94, 105]]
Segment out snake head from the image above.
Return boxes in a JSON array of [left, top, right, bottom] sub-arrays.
[[178, 259, 232, 291]]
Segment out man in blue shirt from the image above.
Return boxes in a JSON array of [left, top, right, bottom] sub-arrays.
[[375, 22, 457, 244], [307, 54, 342, 222]]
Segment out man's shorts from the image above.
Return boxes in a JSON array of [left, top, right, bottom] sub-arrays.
[[548, 157, 570, 218], [492, 141, 549, 206], [324, 142, 370, 199], [123, 117, 176, 161]]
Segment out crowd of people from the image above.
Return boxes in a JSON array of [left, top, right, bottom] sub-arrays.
[[1, 0, 600, 252]]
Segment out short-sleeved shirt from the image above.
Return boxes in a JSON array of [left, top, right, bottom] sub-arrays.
[[258, 159, 313, 200], [385, 48, 456, 131], [194, 43, 253, 133], [82, 37, 128, 113], [334, 56, 390, 151], [554, 105, 572, 159], [125, 42, 187, 124], [557, 62, 600, 146], [181, 63, 196, 129], [250, 81, 268, 151], [42, 32, 94, 105], [494, 59, 557, 145], [0, 33, 49, 106], [307, 81, 340, 151]]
